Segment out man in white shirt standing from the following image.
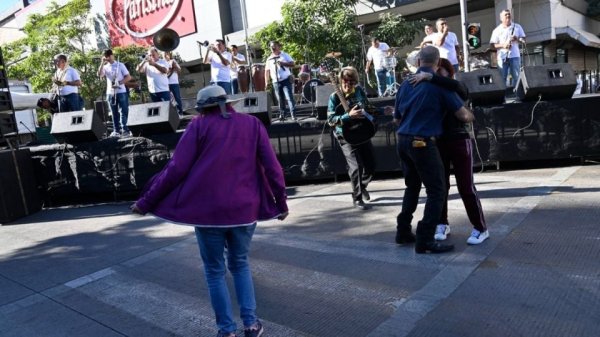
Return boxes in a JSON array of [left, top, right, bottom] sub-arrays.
[[229, 45, 246, 94], [204, 39, 233, 94], [52, 54, 83, 112], [137, 47, 171, 103], [98, 49, 133, 137], [490, 9, 526, 88], [421, 18, 461, 74], [164, 51, 183, 116], [265, 41, 296, 121], [365, 37, 390, 97]]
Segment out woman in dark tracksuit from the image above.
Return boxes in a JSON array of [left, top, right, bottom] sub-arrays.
[[409, 59, 489, 245]]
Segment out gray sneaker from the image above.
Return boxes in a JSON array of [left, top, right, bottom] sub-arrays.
[[434, 224, 450, 241]]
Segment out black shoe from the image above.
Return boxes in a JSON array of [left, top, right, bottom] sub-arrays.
[[415, 241, 454, 254], [395, 231, 416, 244], [353, 199, 371, 210], [363, 190, 370, 201]]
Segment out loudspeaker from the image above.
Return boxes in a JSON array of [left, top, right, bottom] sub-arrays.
[[230, 92, 272, 126], [0, 149, 42, 224], [456, 68, 506, 106], [316, 84, 336, 108], [50, 110, 105, 143], [127, 101, 180, 136], [515, 63, 577, 101], [94, 100, 109, 122]]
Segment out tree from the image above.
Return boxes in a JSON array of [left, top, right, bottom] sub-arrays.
[[372, 13, 424, 50], [4, 0, 101, 115]]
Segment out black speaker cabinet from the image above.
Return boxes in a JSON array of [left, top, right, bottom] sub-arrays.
[[456, 68, 506, 106], [127, 101, 179, 135], [51, 110, 105, 143], [515, 63, 577, 101], [0, 149, 42, 224], [230, 92, 272, 127], [93, 100, 109, 122]]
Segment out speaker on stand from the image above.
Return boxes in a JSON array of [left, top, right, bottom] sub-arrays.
[[515, 63, 577, 101]]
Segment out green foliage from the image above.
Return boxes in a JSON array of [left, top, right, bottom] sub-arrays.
[[372, 13, 424, 49], [252, 0, 361, 68]]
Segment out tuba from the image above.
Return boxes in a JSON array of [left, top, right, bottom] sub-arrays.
[[153, 28, 180, 52]]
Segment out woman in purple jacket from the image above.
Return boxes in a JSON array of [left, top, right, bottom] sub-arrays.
[[132, 86, 288, 337]]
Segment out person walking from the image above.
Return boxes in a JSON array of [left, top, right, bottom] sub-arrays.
[[131, 85, 288, 337], [393, 46, 473, 254]]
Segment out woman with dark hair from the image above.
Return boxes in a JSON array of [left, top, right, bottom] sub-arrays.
[[132, 86, 288, 337], [409, 58, 489, 245]]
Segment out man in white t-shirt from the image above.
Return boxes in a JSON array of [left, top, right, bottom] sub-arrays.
[[164, 51, 183, 116], [137, 47, 171, 102], [52, 54, 83, 112], [365, 37, 390, 97], [204, 39, 233, 94], [98, 49, 133, 137], [229, 45, 247, 94], [490, 9, 526, 87], [421, 18, 461, 73], [265, 41, 296, 121]]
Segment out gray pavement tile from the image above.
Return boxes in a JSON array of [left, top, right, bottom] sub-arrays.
[[0, 274, 34, 306]]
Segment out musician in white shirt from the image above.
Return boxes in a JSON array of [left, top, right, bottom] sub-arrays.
[[137, 47, 171, 102], [229, 45, 246, 94], [365, 37, 390, 97], [421, 18, 461, 73], [164, 51, 183, 116], [204, 39, 233, 94], [490, 9, 526, 87], [52, 54, 83, 112], [98, 49, 132, 137]]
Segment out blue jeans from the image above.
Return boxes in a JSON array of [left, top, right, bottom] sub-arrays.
[[169, 84, 183, 115], [212, 81, 232, 95], [59, 93, 83, 112], [231, 78, 239, 94], [272, 77, 296, 119], [396, 135, 446, 242], [194, 224, 258, 334], [108, 92, 129, 133], [150, 91, 171, 103], [375, 68, 387, 97], [499, 56, 521, 87]]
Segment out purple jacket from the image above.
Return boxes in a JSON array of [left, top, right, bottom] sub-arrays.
[[136, 107, 288, 226]]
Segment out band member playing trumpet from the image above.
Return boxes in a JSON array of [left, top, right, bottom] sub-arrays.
[[98, 49, 133, 137], [137, 47, 171, 103], [52, 54, 83, 112], [203, 39, 233, 94], [164, 51, 183, 116], [229, 45, 246, 94]]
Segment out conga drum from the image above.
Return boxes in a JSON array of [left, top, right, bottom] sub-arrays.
[[298, 64, 311, 83], [237, 66, 250, 93], [252, 63, 266, 91]]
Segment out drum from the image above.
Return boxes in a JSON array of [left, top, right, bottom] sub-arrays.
[[302, 79, 324, 103], [237, 66, 250, 93], [298, 64, 311, 82], [383, 57, 397, 69], [405, 50, 419, 73], [252, 63, 266, 91]]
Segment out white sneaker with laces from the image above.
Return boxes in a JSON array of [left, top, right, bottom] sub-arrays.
[[109, 131, 120, 138], [467, 229, 489, 245], [434, 224, 450, 241]]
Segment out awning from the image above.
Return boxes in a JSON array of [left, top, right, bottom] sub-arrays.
[[555, 26, 600, 49]]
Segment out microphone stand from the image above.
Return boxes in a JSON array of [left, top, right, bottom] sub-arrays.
[[358, 24, 369, 88]]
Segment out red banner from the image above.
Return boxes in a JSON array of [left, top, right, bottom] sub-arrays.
[[105, 0, 197, 47]]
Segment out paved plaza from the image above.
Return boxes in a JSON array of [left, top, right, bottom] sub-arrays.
[[1, 165, 599, 336]]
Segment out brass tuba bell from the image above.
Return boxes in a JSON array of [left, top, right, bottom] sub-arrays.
[[153, 28, 180, 52]]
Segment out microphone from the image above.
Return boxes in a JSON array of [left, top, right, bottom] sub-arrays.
[[357, 24, 364, 29], [197, 40, 209, 47], [518, 38, 526, 43]]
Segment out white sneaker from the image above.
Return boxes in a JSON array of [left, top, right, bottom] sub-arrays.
[[467, 229, 489, 245], [434, 224, 450, 241], [109, 131, 120, 138], [121, 131, 133, 137]]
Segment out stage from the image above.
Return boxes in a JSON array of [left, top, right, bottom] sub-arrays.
[[11, 94, 600, 206]]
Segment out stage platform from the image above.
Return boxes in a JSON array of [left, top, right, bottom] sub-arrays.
[[14, 93, 600, 205]]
